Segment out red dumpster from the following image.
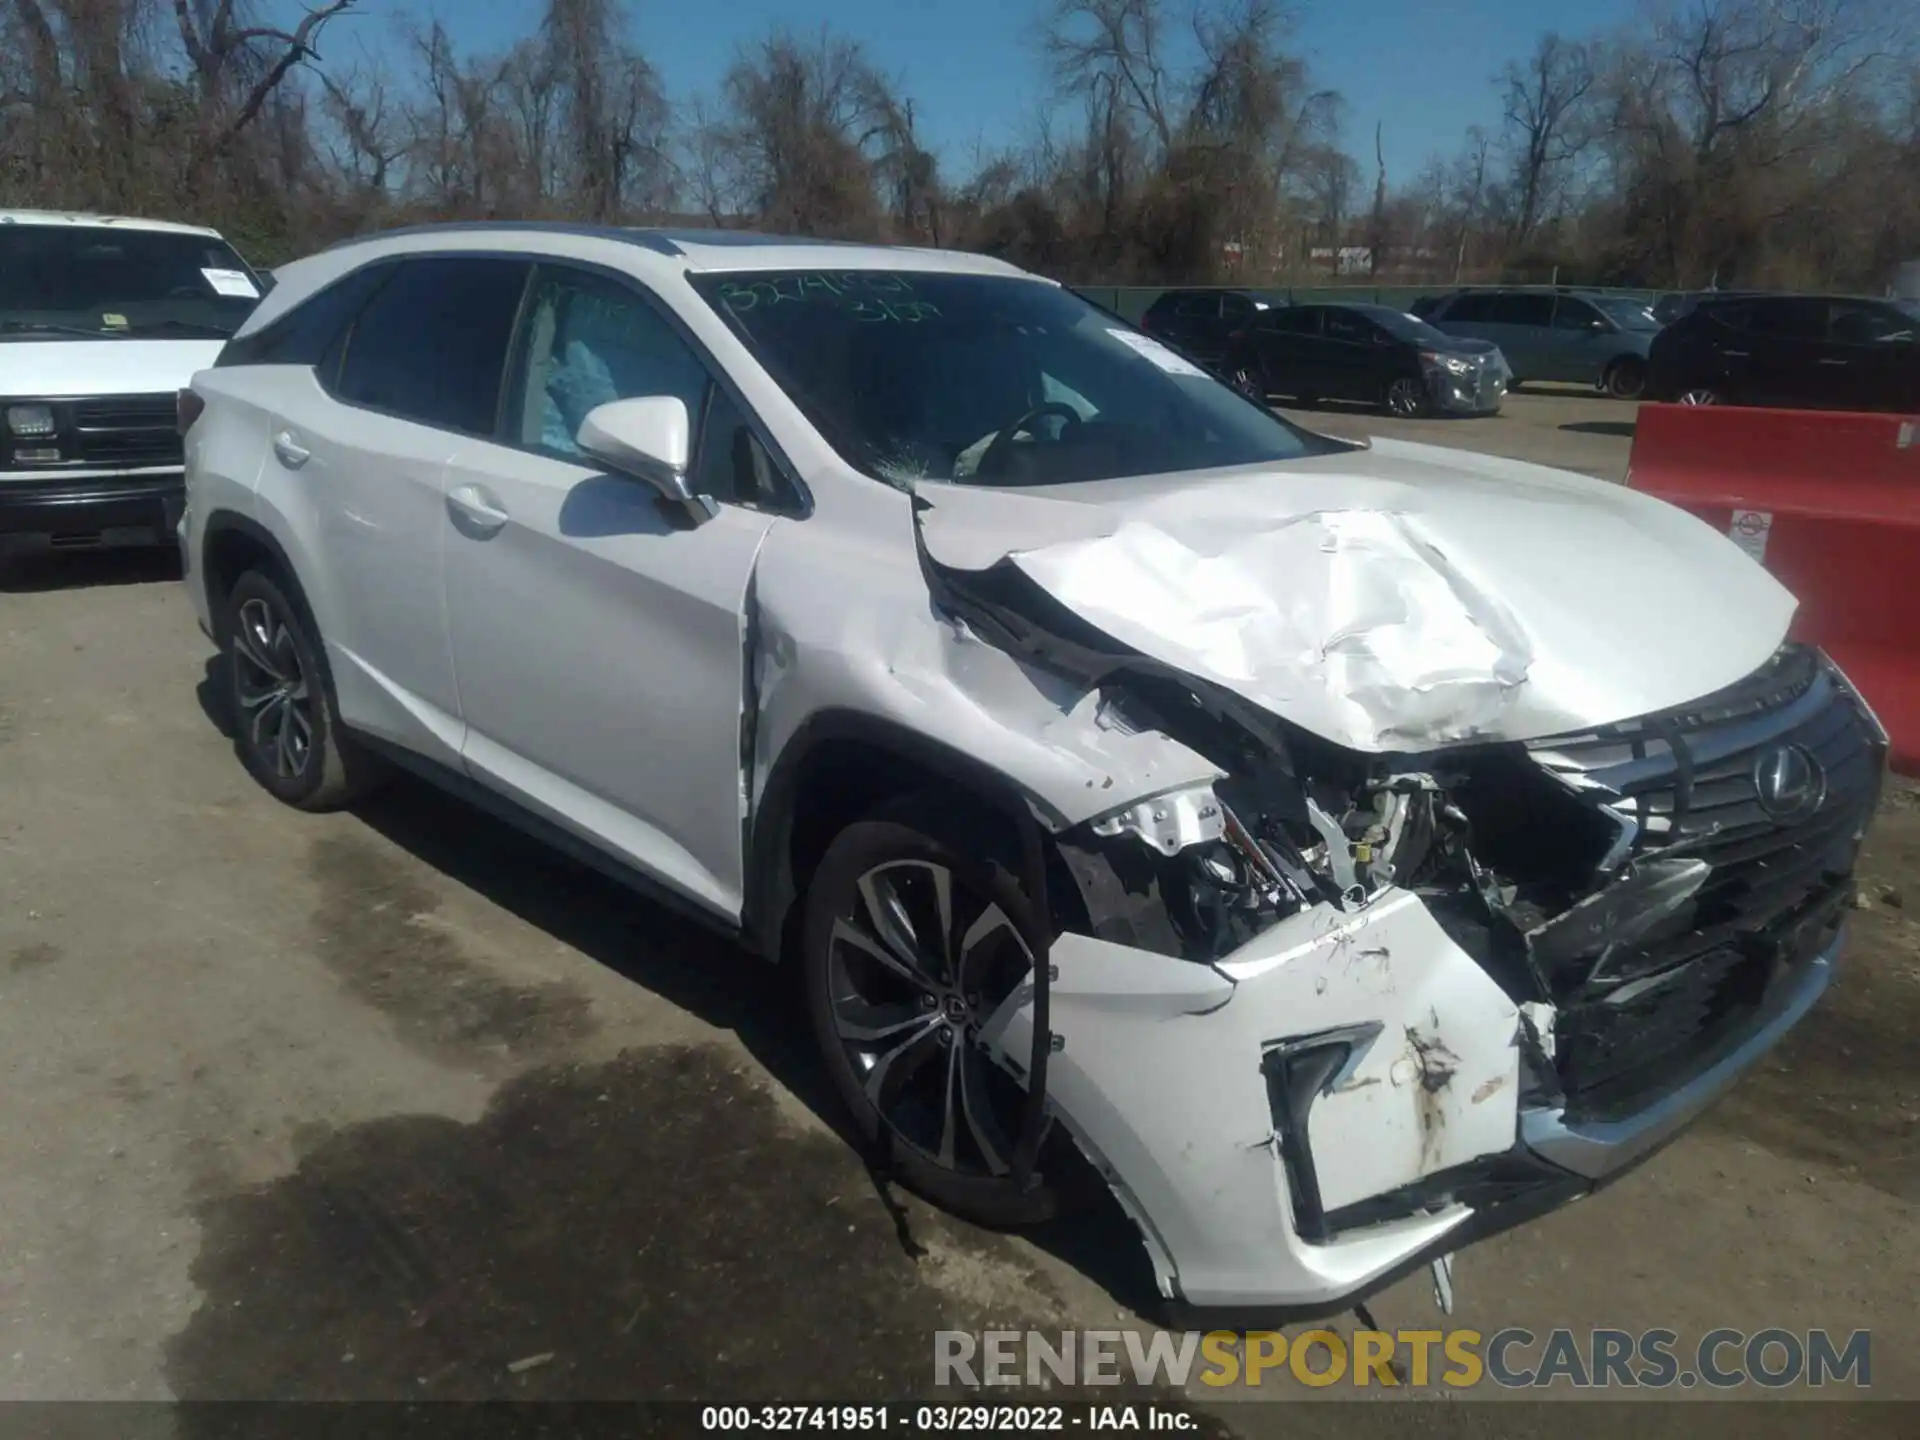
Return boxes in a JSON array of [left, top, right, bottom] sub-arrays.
[[1626, 403, 1920, 775]]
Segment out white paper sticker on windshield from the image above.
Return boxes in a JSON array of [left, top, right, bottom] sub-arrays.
[[202, 267, 260, 299], [1107, 328, 1208, 377]]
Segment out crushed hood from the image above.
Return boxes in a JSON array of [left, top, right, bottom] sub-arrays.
[[914, 437, 1797, 751]]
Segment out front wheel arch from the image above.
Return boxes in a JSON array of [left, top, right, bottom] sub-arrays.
[[743, 712, 1085, 965]]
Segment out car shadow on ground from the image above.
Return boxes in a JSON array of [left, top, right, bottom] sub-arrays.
[[0, 546, 181, 593], [1560, 419, 1638, 438], [191, 656, 1166, 1325]]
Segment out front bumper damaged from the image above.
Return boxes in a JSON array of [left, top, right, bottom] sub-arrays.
[[983, 886, 1844, 1323]]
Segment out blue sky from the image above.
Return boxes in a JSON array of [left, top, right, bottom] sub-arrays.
[[327, 0, 1639, 180]]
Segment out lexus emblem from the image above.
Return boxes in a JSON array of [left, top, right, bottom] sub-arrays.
[[1753, 744, 1825, 820]]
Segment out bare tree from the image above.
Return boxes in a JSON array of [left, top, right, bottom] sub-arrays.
[[1499, 32, 1594, 248]]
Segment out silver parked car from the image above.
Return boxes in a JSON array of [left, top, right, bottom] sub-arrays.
[[1419, 287, 1661, 397], [180, 224, 1882, 1323]]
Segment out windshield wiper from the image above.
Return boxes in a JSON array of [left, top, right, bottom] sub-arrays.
[[128, 318, 234, 338], [0, 319, 122, 338]]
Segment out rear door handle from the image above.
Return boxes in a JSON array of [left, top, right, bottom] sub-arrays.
[[447, 483, 510, 537], [1817, 358, 1850, 367], [1721, 350, 1751, 358], [272, 431, 310, 468]]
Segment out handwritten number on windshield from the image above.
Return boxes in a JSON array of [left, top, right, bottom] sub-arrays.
[[719, 273, 936, 322]]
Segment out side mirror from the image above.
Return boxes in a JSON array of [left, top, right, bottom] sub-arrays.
[[576, 396, 715, 523], [1590, 316, 1613, 333]]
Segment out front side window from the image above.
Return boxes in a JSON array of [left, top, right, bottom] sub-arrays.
[[692, 270, 1332, 489], [0, 224, 262, 340], [509, 266, 709, 460], [1552, 298, 1604, 330], [336, 257, 530, 434], [1829, 301, 1915, 345], [1259, 307, 1320, 336], [1323, 310, 1375, 345]]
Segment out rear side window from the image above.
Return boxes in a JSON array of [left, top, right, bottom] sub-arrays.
[[337, 257, 532, 435], [1487, 293, 1555, 326], [216, 262, 393, 371], [1740, 298, 1828, 340], [1440, 292, 1497, 321], [1829, 301, 1915, 345], [1173, 293, 1220, 318], [1220, 292, 1257, 319]]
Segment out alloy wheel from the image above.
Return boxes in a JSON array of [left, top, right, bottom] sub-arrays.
[[1386, 378, 1426, 417], [232, 596, 314, 781], [1679, 388, 1718, 406], [825, 859, 1038, 1177]]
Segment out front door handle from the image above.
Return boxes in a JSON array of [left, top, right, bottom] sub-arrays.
[[447, 483, 510, 537], [272, 431, 311, 468], [1721, 349, 1751, 358], [1817, 358, 1850, 367]]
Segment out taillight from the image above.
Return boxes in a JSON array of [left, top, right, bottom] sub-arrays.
[[176, 388, 205, 437]]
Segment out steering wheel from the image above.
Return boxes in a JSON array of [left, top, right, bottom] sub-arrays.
[[975, 402, 1085, 480]]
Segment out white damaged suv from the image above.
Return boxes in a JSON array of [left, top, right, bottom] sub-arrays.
[[180, 225, 1885, 1322]]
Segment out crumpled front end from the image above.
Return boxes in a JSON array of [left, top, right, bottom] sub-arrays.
[[946, 583, 1883, 1313]]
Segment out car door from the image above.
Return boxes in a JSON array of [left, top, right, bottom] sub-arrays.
[[1161, 292, 1224, 365], [1216, 291, 1258, 370], [1320, 307, 1384, 402], [1430, 291, 1506, 360], [1486, 292, 1556, 378], [1738, 298, 1832, 406], [1547, 295, 1615, 385], [264, 254, 531, 763], [439, 262, 789, 921], [1825, 300, 1918, 412], [1254, 306, 1321, 397]]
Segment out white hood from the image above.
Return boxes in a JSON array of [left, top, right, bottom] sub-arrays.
[[915, 437, 1797, 751], [0, 338, 224, 399]]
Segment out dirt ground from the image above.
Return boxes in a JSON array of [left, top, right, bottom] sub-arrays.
[[2, 389, 1915, 1431]]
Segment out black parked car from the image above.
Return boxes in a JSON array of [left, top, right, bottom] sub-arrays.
[[1223, 302, 1511, 416], [1139, 288, 1279, 369], [1646, 294, 1919, 411]]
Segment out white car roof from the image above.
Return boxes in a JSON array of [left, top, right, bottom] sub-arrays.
[[0, 209, 227, 239], [315, 223, 1036, 279], [242, 223, 1047, 338]]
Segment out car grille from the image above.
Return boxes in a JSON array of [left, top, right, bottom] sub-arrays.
[[1525, 646, 1884, 1116], [1, 393, 182, 470], [72, 395, 182, 467]]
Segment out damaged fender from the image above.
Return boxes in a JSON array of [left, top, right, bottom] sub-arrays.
[[744, 501, 1223, 833], [980, 889, 1527, 1311]]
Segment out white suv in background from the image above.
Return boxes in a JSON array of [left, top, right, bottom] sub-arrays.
[[0, 211, 262, 560], [180, 224, 1882, 1323]]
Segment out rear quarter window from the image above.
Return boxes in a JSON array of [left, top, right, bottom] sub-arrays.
[[216, 262, 394, 372]]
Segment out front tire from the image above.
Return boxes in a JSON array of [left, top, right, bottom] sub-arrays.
[[802, 794, 1074, 1227], [1605, 356, 1648, 400], [1384, 376, 1428, 417], [222, 568, 380, 811]]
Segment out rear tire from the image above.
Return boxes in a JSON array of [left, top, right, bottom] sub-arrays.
[[1605, 356, 1647, 400], [1678, 387, 1719, 406], [802, 793, 1081, 1227], [222, 568, 381, 811]]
